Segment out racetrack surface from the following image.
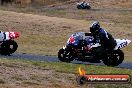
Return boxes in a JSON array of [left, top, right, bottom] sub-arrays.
[[0, 53, 132, 70]]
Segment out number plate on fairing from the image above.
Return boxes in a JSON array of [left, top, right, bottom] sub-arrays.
[[114, 39, 131, 50]]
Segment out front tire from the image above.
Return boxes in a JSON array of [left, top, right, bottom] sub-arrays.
[[58, 48, 74, 63], [103, 49, 124, 66], [0, 40, 18, 55]]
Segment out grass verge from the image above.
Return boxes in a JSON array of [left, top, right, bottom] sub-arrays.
[[0, 58, 131, 88]]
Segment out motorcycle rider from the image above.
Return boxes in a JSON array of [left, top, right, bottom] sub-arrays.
[[81, 0, 86, 4], [80, 0, 87, 7], [89, 21, 117, 62]]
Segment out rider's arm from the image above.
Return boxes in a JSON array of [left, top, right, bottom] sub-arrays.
[[85, 32, 93, 36], [99, 32, 109, 46]]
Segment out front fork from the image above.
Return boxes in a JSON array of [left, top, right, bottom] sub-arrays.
[[63, 45, 66, 50]]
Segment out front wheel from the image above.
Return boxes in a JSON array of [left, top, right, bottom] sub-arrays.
[[58, 48, 74, 63], [77, 5, 82, 9], [102, 49, 124, 66]]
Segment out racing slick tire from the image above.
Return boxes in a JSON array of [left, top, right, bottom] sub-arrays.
[[58, 48, 74, 63], [102, 49, 124, 66]]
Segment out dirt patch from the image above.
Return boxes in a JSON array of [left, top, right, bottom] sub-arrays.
[[0, 0, 131, 23], [0, 59, 81, 88]]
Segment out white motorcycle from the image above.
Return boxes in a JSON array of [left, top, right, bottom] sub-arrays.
[[77, 2, 91, 9], [58, 32, 131, 66], [0, 31, 20, 55]]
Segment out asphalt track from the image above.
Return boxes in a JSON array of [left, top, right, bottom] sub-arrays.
[[0, 53, 132, 69]]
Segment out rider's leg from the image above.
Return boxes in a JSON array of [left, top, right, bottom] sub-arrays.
[[92, 46, 106, 62]]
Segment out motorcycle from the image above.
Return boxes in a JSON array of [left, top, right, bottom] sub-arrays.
[[58, 32, 131, 66], [0, 31, 20, 55], [77, 2, 91, 9]]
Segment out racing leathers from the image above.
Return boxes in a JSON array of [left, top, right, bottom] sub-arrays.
[[91, 28, 117, 62]]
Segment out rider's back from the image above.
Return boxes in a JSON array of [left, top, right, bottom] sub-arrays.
[[99, 28, 116, 49]]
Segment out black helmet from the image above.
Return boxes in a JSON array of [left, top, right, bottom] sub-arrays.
[[82, 0, 85, 3], [90, 21, 100, 34]]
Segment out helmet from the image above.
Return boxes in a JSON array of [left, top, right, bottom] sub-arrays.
[[90, 21, 100, 34], [82, 0, 85, 3]]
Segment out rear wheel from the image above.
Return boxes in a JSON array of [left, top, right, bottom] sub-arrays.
[[86, 6, 91, 9], [58, 48, 74, 63], [0, 40, 18, 55], [103, 49, 124, 66]]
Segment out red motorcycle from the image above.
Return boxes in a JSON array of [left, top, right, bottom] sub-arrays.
[[0, 31, 20, 55]]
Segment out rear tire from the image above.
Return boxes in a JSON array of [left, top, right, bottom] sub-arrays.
[[0, 40, 18, 55], [103, 49, 124, 66], [86, 6, 91, 9]]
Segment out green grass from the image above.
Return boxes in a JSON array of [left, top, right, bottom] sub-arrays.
[[1, 57, 132, 76], [0, 57, 132, 88], [21, 60, 132, 88], [1, 58, 132, 88], [31, 60, 132, 75]]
